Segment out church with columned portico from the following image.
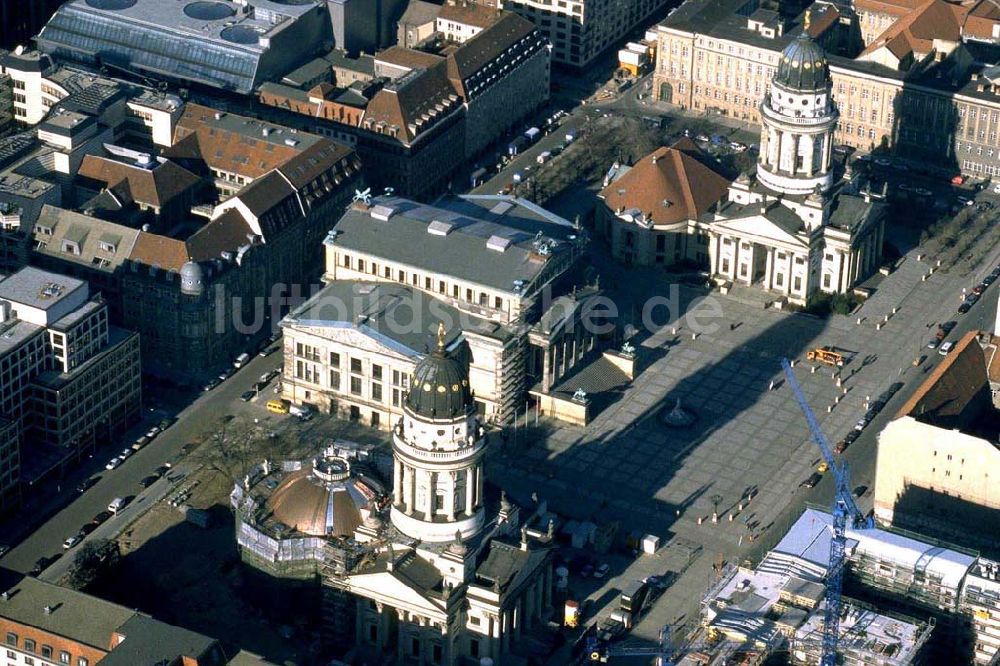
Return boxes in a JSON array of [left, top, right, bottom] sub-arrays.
[[698, 15, 885, 306]]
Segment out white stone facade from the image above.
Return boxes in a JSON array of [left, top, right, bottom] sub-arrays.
[[389, 407, 486, 543], [697, 33, 883, 305]]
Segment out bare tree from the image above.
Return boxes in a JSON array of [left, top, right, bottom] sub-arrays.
[[191, 416, 298, 485], [67, 538, 120, 590]]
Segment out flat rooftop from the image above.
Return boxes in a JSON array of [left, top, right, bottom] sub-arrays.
[[0, 267, 87, 311], [770, 508, 977, 592], [330, 195, 582, 295], [33, 326, 136, 389], [0, 319, 43, 357]]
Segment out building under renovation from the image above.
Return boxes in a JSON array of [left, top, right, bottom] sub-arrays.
[[233, 327, 556, 664], [699, 507, 1000, 665]]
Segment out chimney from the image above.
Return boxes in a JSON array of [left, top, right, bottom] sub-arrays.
[[43, 606, 53, 615], [520, 525, 529, 551], [651, 154, 658, 164]]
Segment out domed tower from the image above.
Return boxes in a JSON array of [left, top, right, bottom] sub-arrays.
[[390, 323, 486, 542], [180, 261, 204, 296], [757, 13, 838, 198]]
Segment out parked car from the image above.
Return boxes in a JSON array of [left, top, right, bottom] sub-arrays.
[[105, 457, 122, 471], [218, 368, 235, 381], [959, 301, 973, 314], [77, 478, 98, 493], [139, 475, 159, 489], [145, 426, 160, 439], [30, 557, 50, 576], [580, 563, 595, 578], [79, 522, 97, 535], [119, 448, 132, 460], [240, 390, 256, 403], [874, 157, 892, 167], [835, 430, 860, 454], [973, 284, 986, 296], [258, 346, 277, 358], [158, 417, 174, 431], [800, 472, 822, 489], [0, 545, 11, 558], [914, 187, 932, 196], [91, 511, 112, 526], [131, 436, 150, 451], [153, 465, 170, 478], [203, 378, 222, 391], [854, 415, 870, 431], [927, 338, 940, 350], [594, 563, 610, 579], [939, 321, 957, 335], [939, 341, 955, 355], [62, 534, 82, 549]]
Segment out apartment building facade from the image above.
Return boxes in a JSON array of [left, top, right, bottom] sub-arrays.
[[0, 267, 141, 506], [652, 0, 1000, 177], [499, 0, 666, 67]]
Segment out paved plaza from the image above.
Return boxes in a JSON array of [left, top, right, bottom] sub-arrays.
[[487, 237, 1000, 646]]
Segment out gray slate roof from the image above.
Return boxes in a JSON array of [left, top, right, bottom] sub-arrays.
[[330, 195, 580, 294], [476, 539, 550, 596], [0, 572, 136, 650], [283, 281, 510, 360], [99, 614, 219, 666]]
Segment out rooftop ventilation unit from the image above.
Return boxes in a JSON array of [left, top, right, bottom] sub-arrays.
[[487, 234, 513, 252], [370, 204, 395, 221], [489, 200, 514, 216], [427, 220, 456, 236]]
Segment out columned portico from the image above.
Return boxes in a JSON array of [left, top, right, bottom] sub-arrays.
[[698, 20, 884, 306]]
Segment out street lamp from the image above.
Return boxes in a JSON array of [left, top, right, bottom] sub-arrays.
[[711, 494, 723, 524]]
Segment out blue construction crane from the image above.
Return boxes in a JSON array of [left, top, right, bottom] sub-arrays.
[[781, 357, 874, 666]]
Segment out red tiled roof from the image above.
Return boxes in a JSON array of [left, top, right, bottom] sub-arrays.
[[78, 155, 200, 208], [896, 330, 989, 426], [364, 61, 461, 143], [375, 46, 445, 71], [438, 2, 501, 29], [860, 0, 967, 59], [171, 104, 308, 180], [599, 145, 731, 228], [129, 232, 190, 272]]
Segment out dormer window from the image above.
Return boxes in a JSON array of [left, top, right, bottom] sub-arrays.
[[61, 239, 80, 255], [98, 240, 116, 253], [36, 225, 53, 236]]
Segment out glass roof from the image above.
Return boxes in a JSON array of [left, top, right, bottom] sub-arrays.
[[37, 3, 261, 93]]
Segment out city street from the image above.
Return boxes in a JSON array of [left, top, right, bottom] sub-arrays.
[[0, 349, 285, 580]]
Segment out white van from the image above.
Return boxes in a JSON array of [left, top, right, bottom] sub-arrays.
[[233, 352, 250, 369], [108, 497, 126, 514]]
